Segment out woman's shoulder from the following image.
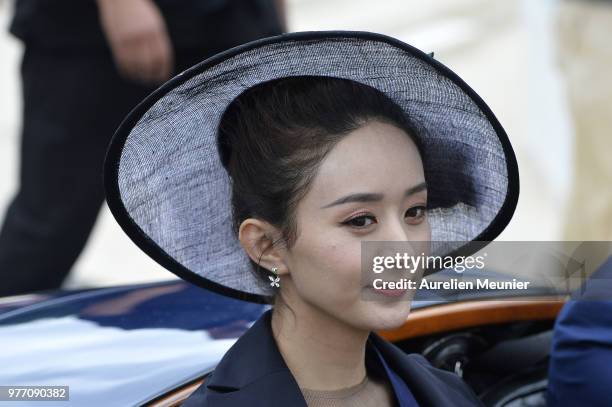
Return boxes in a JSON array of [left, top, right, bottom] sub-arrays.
[[180, 374, 213, 407], [181, 309, 309, 406]]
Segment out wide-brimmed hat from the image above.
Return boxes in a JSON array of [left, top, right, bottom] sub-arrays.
[[104, 31, 519, 304]]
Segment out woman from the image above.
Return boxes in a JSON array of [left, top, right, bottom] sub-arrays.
[[104, 31, 519, 406]]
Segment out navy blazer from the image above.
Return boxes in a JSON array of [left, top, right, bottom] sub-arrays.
[[547, 256, 612, 406], [181, 309, 484, 406]]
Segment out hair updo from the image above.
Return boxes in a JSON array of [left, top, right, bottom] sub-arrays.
[[217, 76, 424, 303]]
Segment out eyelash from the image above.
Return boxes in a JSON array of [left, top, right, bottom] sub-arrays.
[[341, 206, 427, 229]]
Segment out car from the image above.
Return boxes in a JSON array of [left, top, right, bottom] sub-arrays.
[[0, 268, 565, 407]]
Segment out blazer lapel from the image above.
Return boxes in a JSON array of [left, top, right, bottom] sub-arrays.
[[368, 332, 483, 407], [185, 308, 307, 407]]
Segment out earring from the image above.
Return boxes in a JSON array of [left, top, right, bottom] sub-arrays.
[[269, 266, 280, 288]]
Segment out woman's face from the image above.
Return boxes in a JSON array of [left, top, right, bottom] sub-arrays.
[[282, 119, 431, 332]]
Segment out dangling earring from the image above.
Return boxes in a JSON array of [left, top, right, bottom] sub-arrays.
[[269, 266, 280, 288]]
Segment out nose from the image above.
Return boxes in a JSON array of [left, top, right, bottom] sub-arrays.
[[373, 217, 427, 271], [382, 215, 411, 243], [379, 210, 430, 256], [361, 214, 429, 284], [372, 218, 420, 267]]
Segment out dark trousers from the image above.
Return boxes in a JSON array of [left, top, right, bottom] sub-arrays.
[[0, 45, 221, 297]]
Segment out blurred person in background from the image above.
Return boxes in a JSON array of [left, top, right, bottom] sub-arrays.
[[550, 1, 612, 400], [0, 0, 286, 297], [547, 254, 612, 407], [554, 0, 612, 241]]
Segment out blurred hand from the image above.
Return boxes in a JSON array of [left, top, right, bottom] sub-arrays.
[[97, 0, 174, 84]]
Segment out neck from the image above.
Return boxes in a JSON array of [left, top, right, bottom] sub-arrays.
[[270, 292, 370, 391]]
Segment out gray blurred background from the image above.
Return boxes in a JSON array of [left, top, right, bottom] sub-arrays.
[[0, 0, 600, 289]]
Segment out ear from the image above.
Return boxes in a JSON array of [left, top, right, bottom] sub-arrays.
[[238, 218, 288, 275]]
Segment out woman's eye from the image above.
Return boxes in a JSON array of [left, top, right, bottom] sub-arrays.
[[405, 206, 427, 220], [343, 214, 376, 228], [342, 206, 427, 229]]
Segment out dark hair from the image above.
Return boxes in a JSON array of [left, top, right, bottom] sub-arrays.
[[217, 76, 424, 305]]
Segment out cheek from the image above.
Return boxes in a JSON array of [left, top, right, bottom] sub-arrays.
[[323, 243, 362, 287], [292, 236, 363, 295]]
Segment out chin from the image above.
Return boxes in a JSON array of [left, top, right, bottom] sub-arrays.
[[363, 301, 413, 331]]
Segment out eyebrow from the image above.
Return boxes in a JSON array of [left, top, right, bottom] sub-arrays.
[[320, 181, 427, 209]]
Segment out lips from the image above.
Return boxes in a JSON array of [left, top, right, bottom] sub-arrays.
[[364, 285, 409, 298], [375, 288, 408, 297]]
